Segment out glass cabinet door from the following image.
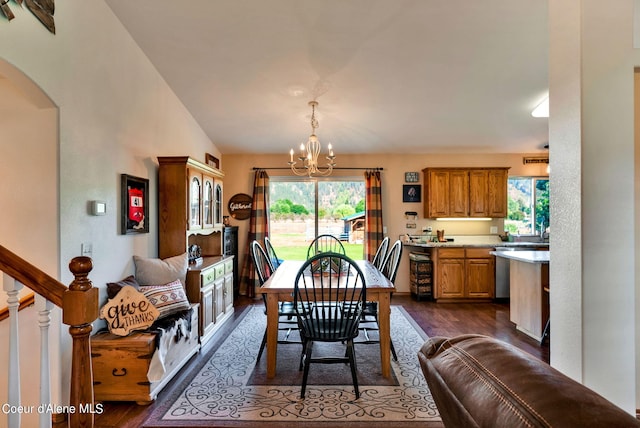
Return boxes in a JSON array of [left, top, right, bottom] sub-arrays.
[[214, 183, 223, 226], [203, 177, 214, 228], [189, 174, 201, 229]]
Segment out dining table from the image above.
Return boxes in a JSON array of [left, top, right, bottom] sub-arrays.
[[259, 259, 396, 379]]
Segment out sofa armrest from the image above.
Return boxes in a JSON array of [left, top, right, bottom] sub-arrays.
[[418, 334, 639, 428]]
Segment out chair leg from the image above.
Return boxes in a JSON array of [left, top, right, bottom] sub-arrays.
[[299, 337, 308, 371], [346, 340, 360, 399], [390, 339, 398, 361], [256, 328, 267, 362], [300, 341, 314, 399], [540, 318, 550, 346]]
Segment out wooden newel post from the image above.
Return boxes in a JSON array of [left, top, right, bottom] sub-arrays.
[[63, 257, 99, 428]]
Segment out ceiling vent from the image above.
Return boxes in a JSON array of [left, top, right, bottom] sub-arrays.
[[523, 156, 549, 165]]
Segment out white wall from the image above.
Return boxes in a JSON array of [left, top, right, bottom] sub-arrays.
[[549, 0, 637, 413], [0, 0, 221, 415]]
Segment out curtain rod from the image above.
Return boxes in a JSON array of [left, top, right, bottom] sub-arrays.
[[252, 167, 383, 171]]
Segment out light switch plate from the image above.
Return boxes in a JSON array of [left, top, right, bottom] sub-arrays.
[[81, 242, 93, 257]]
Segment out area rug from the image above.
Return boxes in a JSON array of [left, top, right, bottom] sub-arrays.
[[142, 305, 442, 427]]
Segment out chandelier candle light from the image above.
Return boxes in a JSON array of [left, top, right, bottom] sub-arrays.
[[288, 100, 336, 177]]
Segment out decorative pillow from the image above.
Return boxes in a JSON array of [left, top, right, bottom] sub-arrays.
[[99, 285, 160, 336], [133, 253, 188, 286], [106, 275, 140, 300], [139, 280, 191, 319]]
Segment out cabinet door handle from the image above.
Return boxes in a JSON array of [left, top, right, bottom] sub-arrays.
[[112, 368, 127, 377]]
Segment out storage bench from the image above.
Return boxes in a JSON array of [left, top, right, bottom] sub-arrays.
[[91, 304, 199, 405]]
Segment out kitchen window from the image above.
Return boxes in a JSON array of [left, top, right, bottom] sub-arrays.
[[505, 177, 549, 236]]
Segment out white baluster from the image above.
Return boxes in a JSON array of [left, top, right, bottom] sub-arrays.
[[3, 273, 23, 428], [36, 295, 52, 428]]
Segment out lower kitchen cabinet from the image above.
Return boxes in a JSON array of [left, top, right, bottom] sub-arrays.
[[186, 256, 234, 346], [434, 247, 494, 301]]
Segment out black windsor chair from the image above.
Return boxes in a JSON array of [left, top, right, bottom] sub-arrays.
[[264, 236, 282, 270], [358, 239, 403, 361], [250, 240, 300, 362], [293, 252, 366, 399], [371, 236, 390, 270], [306, 234, 346, 259]]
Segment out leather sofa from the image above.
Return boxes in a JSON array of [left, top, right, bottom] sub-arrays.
[[418, 334, 639, 427]]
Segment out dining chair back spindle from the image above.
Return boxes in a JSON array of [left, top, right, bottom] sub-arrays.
[[306, 234, 346, 259], [293, 252, 366, 399]]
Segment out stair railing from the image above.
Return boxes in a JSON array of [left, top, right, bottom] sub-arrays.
[[0, 244, 98, 428]]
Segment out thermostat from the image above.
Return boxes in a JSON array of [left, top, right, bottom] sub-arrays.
[[91, 201, 106, 216]]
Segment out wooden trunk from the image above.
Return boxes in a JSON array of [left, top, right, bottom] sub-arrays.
[[91, 305, 199, 405]]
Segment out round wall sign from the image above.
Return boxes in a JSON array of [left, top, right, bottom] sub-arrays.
[[228, 193, 253, 220]]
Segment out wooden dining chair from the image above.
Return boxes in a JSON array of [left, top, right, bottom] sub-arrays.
[[306, 234, 346, 259], [357, 239, 403, 361], [293, 252, 366, 399], [250, 240, 300, 362]]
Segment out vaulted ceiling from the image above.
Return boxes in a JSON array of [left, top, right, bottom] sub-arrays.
[[106, 0, 548, 155]]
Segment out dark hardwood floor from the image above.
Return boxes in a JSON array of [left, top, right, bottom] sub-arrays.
[[81, 294, 548, 428]]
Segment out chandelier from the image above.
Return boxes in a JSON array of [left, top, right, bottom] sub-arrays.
[[288, 101, 336, 177]]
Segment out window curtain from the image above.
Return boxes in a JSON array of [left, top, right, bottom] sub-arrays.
[[364, 169, 383, 262], [239, 169, 270, 298]]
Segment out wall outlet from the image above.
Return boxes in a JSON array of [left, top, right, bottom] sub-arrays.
[[81, 242, 93, 257], [490, 226, 498, 234]]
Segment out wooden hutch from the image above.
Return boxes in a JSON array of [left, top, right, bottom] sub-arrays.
[[158, 156, 234, 345]]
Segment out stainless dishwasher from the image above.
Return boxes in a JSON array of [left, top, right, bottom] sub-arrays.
[[494, 247, 531, 300]]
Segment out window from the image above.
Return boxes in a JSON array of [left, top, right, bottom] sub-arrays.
[[505, 177, 549, 235], [269, 177, 365, 260]]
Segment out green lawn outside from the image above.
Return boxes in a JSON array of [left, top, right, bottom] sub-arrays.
[[274, 243, 364, 261]]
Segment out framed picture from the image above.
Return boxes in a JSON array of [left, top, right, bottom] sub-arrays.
[[121, 174, 149, 234], [403, 185, 421, 203], [205, 153, 220, 169], [405, 172, 419, 183]]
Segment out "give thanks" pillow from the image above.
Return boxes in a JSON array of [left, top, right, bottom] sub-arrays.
[[100, 285, 160, 336]]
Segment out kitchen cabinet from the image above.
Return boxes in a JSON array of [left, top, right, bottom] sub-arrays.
[[158, 156, 225, 259], [423, 168, 509, 218], [186, 256, 234, 346], [433, 247, 495, 301], [424, 169, 469, 217]]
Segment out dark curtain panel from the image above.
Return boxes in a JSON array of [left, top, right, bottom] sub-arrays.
[[239, 169, 270, 297], [364, 170, 383, 262]]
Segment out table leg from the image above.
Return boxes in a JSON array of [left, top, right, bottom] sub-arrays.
[[265, 293, 280, 378], [377, 292, 391, 378]]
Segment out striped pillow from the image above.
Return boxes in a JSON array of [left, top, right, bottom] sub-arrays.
[[139, 280, 191, 319]]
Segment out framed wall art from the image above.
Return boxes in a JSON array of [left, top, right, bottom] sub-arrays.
[[205, 153, 220, 169], [402, 184, 421, 203], [404, 171, 419, 183], [121, 174, 149, 234]]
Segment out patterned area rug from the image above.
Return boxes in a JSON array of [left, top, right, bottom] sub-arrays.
[[143, 305, 442, 427]]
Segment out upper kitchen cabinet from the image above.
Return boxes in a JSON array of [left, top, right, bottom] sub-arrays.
[[423, 167, 509, 218], [158, 156, 225, 259]]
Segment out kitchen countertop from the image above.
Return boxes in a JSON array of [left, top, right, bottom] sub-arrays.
[[490, 250, 550, 263], [404, 235, 549, 249]]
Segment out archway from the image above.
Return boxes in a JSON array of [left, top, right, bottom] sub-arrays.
[[0, 58, 61, 425]]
